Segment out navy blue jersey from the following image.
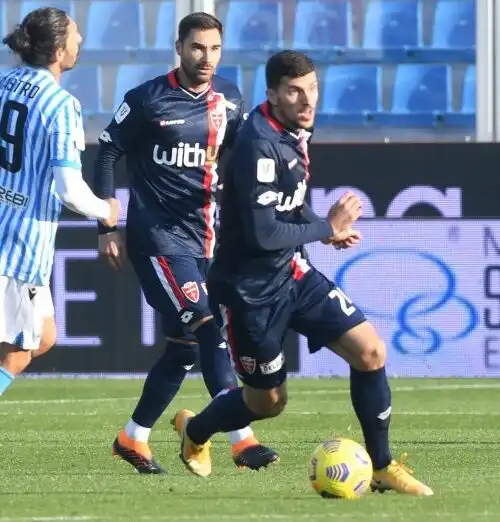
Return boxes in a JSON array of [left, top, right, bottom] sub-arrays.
[[209, 102, 333, 306], [95, 69, 245, 258]]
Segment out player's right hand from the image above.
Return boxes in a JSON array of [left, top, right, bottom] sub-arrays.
[[101, 198, 121, 228], [332, 229, 362, 248], [321, 228, 362, 248], [327, 192, 362, 237], [98, 231, 124, 271]]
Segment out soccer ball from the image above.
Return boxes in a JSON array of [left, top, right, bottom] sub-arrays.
[[308, 437, 373, 500]]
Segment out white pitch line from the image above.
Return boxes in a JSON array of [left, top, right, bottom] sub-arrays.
[[0, 513, 497, 522], [0, 518, 98, 522], [2, 382, 500, 407], [288, 411, 500, 416], [0, 397, 138, 406], [0, 514, 290, 522], [0, 411, 98, 416], [1, 410, 497, 418]]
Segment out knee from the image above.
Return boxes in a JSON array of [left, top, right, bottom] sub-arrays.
[[165, 339, 198, 370], [0, 344, 32, 375], [243, 386, 288, 418], [33, 319, 57, 358], [354, 337, 386, 371]]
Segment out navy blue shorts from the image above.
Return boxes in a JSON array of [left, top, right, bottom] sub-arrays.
[[128, 251, 212, 341], [218, 267, 366, 390]]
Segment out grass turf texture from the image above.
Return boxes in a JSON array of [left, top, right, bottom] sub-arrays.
[[0, 378, 499, 521]]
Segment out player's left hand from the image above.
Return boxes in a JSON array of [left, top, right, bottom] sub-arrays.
[[98, 231, 125, 270]]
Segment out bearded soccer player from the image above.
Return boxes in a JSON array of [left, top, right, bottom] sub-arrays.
[[94, 12, 278, 474], [174, 50, 434, 496]]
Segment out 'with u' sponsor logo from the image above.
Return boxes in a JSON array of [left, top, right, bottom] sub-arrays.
[[153, 143, 220, 168]]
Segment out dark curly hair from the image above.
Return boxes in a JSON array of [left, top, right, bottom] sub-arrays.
[[266, 50, 316, 90]]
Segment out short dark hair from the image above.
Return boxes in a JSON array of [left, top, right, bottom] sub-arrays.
[[265, 50, 316, 90], [2, 8, 70, 68], [178, 12, 223, 42]]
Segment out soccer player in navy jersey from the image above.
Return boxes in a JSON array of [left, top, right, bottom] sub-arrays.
[[175, 50, 433, 496], [94, 12, 278, 474]]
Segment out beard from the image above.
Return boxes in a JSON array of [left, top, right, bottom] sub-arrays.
[[181, 61, 213, 86]]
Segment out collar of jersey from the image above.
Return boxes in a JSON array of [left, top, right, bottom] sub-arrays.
[[23, 66, 57, 82], [167, 68, 211, 99], [260, 102, 312, 142]]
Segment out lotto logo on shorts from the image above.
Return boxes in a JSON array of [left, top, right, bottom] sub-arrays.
[[181, 282, 199, 303], [180, 311, 194, 324], [259, 353, 285, 375]]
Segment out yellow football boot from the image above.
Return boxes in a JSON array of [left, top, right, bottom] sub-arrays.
[[372, 453, 434, 496], [171, 409, 212, 478]]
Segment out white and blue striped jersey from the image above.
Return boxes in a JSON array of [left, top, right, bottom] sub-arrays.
[[0, 66, 85, 286]]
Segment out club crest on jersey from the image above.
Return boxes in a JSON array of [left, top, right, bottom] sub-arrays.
[[181, 282, 200, 303], [240, 356, 256, 375], [210, 105, 225, 130], [207, 92, 228, 145]]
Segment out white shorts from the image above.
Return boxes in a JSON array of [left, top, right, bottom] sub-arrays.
[[0, 276, 54, 350]]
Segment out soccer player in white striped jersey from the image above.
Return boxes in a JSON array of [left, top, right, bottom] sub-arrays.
[[0, 8, 120, 396]]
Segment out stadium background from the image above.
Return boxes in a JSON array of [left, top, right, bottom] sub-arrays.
[[2, 0, 498, 377]]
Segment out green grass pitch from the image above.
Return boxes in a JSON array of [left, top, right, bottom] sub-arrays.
[[1, 378, 499, 521]]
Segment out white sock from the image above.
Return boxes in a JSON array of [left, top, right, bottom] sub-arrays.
[[227, 427, 254, 445], [125, 419, 151, 443]]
